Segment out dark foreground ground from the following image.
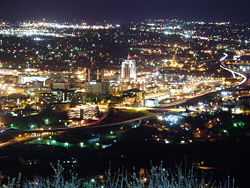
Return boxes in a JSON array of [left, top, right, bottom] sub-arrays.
[[1, 137, 250, 187]]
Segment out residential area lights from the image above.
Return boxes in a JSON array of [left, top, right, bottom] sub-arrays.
[[0, 19, 249, 153]]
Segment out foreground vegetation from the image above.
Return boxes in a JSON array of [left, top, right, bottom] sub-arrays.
[[1, 162, 236, 188]]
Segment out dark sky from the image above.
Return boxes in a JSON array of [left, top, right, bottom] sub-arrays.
[[0, 0, 249, 23]]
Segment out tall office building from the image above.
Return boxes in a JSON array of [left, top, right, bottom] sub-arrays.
[[86, 68, 104, 82], [86, 56, 104, 82], [85, 81, 110, 95], [121, 56, 137, 80]]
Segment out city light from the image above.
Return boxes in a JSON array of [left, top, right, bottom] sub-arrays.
[[0, 15, 249, 186], [163, 115, 183, 125]]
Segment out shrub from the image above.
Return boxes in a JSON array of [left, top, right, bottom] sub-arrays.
[[0, 162, 236, 188]]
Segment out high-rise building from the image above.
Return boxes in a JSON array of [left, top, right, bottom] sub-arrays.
[[52, 82, 71, 90], [86, 68, 104, 82], [85, 81, 110, 95], [86, 57, 104, 82], [121, 56, 136, 80], [39, 90, 86, 104]]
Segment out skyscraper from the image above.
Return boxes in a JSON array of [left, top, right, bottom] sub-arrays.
[[121, 56, 136, 80], [85, 57, 104, 82], [86, 68, 104, 82]]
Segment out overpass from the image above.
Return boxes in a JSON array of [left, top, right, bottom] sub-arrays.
[[1, 54, 249, 148], [0, 113, 161, 148]]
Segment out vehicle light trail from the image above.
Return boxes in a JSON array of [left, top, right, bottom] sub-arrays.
[[220, 53, 249, 87]]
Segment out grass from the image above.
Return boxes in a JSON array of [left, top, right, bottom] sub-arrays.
[[0, 162, 236, 188]]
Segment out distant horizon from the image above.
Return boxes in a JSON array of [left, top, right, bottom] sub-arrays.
[[0, 18, 249, 25], [0, 0, 249, 24]]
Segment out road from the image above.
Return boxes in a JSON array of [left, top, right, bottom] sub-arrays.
[[115, 89, 217, 111], [220, 53, 249, 86], [0, 54, 248, 148], [0, 113, 161, 148]]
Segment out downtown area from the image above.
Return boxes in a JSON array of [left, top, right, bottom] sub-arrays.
[[0, 19, 250, 187]]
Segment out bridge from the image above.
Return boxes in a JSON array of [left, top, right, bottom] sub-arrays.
[[1, 53, 249, 148], [0, 113, 160, 148]]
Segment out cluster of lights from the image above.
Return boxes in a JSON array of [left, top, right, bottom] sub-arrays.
[[232, 121, 245, 128], [0, 22, 120, 38], [163, 115, 183, 126], [0, 83, 16, 95], [0, 28, 70, 37], [68, 105, 99, 120], [21, 22, 119, 30]]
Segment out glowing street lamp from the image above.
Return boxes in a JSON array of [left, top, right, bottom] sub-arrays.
[[79, 142, 84, 147], [64, 142, 69, 147]]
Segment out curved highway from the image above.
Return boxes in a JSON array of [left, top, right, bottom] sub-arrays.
[[8, 53, 248, 134], [220, 53, 249, 87], [1, 53, 249, 148]]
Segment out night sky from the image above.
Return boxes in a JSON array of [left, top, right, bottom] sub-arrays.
[[0, 0, 249, 23]]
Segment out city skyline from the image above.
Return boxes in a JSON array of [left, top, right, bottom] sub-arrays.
[[0, 1, 250, 186]]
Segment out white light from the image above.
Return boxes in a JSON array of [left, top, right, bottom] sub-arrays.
[[220, 53, 228, 62], [165, 140, 170, 144], [221, 91, 228, 96], [157, 115, 163, 120]]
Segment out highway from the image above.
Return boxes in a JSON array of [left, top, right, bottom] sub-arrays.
[[0, 53, 249, 148], [220, 53, 249, 86], [0, 113, 161, 148], [116, 89, 217, 111]]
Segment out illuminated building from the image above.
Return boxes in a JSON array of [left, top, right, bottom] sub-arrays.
[[86, 68, 104, 82], [121, 56, 137, 80], [18, 75, 48, 85], [85, 81, 110, 95], [0, 68, 17, 75], [143, 99, 159, 107], [122, 88, 143, 98], [52, 82, 71, 90], [68, 105, 99, 120], [39, 90, 85, 104]]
